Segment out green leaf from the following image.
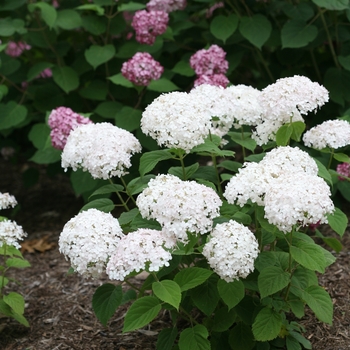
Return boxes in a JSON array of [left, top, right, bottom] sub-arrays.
[[0, 0, 26, 11], [109, 73, 133, 88], [301, 285, 333, 324], [338, 55, 350, 71], [28, 3, 57, 28], [275, 124, 293, 146], [0, 18, 25, 37], [333, 152, 350, 163], [312, 0, 349, 10], [79, 80, 108, 101], [156, 327, 178, 350], [217, 279, 245, 310], [0, 85, 9, 101], [290, 241, 327, 273], [0, 101, 27, 130], [148, 78, 179, 92], [228, 131, 257, 152], [282, 3, 314, 21], [29, 124, 51, 150], [115, 106, 142, 132], [191, 137, 235, 157], [210, 14, 239, 43], [27, 62, 54, 81], [139, 150, 174, 176], [252, 307, 283, 342], [6, 258, 30, 268], [168, 163, 199, 180], [81, 198, 114, 213], [118, 207, 139, 226], [88, 184, 124, 199], [258, 266, 291, 298], [327, 207, 348, 237], [178, 325, 210, 350], [228, 323, 255, 350], [239, 14, 272, 49], [281, 20, 318, 48], [289, 330, 312, 349], [174, 267, 213, 292], [52, 66, 79, 93], [76, 4, 105, 16], [286, 336, 302, 350], [29, 147, 61, 164], [10, 311, 29, 327], [314, 158, 332, 185], [92, 284, 122, 326], [56, 9, 82, 29], [127, 175, 155, 195], [152, 280, 181, 310], [211, 307, 236, 332], [172, 61, 195, 77], [190, 276, 220, 316], [324, 68, 350, 106], [290, 121, 306, 142], [3, 292, 25, 315], [123, 296, 161, 333], [118, 2, 146, 11], [94, 101, 122, 119], [81, 14, 106, 34], [85, 44, 116, 69]]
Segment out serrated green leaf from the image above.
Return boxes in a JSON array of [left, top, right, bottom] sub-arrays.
[[139, 150, 174, 176], [252, 307, 283, 342], [29, 147, 61, 164], [228, 131, 257, 152], [168, 163, 199, 180], [152, 280, 181, 310], [172, 60, 195, 77], [92, 284, 122, 326], [210, 14, 238, 43], [6, 258, 30, 268], [156, 327, 178, 350], [88, 184, 124, 200], [239, 14, 272, 49], [115, 106, 142, 132], [276, 124, 293, 146], [0, 101, 27, 130], [118, 207, 139, 226], [291, 121, 306, 142], [333, 152, 350, 163], [123, 296, 161, 333], [94, 101, 122, 119], [148, 78, 179, 92], [85, 44, 115, 69], [327, 207, 348, 237], [301, 285, 333, 324], [228, 323, 255, 350], [80, 198, 114, 213], [313, 158, 333, 185], [217, 278, 245, 310], [258, 266, 291, 298], [178, 325, 210, 350], [174, 267, 213, 292], [52, 66, 79, 93], [281, 20, 318, 48], [109, 73, 133, 88], [3, 292, 25, 315], [312, 0, 349, 10]]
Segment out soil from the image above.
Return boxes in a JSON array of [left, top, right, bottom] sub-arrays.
[[0, 156, 349, 350]]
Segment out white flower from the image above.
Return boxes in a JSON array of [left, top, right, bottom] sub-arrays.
[[141, 91, 212, 152], [0, 192, 17, 210], [202, 220, 259, 282], [136, 174, 222, 242], [224, 146, 318, 206], [264, 173, 334, 233], [106, 228, 173, 281], [252, 75, 329, 145], [0, 219, 27, 248], [303, 119, 350, 150], [225, 84, 263, 127], [61, 123, 142, 179], [189, 84, 236, 138], [58, 209, 124, 278]]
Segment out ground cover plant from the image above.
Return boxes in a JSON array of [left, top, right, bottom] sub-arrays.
[[1, 0, 350, 349]]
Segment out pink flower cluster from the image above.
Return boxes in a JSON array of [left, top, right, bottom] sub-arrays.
[[146, 0, 187, 13], [38, 68, 52, 79], [121, 52, 163, 86], [190, 45, 229, 88], [5, 41, 31, 58], [48, 107, 93, 150], [337, 162, 350, 181], [131, 10, 169, 45], [206, 2, 224, 18]]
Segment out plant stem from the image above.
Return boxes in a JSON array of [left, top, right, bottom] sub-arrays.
[[327, 149, 334, 169], [120, 177, 137, 206], [108, 178, 130, 211]]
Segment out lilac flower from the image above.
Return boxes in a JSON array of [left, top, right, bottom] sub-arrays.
[[121, 52, 164, 86], [5, 41, 31, 57], [337, 162, 350, 181], [193, 73, 229, 88], [206, 2, 224, 18], [147, 0, 186, 13]]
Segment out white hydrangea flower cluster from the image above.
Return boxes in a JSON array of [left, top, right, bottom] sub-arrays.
[[58, 209, 124, 278], [141, 91, 212, 152], [0, 219, 27, 248], [224, 146, 318, 206], [106, 228, 173, 281], [252, 75, 329, 145], [136, 174, 222, 242], [0, 192, 18, 210], [61, 123, 142, 179], [303, 119, 350, 150], [264, 174, 334, 233], [202, 220, 259, 282]]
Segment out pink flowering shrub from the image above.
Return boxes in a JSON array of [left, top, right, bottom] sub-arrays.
[[337, 162, 350, 180], [121, 52, 164, 86], [48, 107, 93, 150], [5, 41, 31, 57], [190, 44, 229, 87], [146, 0, 187, 13], [131, 10, 168, 45], [206, 1, 224, 18]]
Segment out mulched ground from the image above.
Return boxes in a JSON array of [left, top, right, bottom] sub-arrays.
[[0, 156, 349, 350]]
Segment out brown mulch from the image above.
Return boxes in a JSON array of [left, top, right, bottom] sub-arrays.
[[0, 157, 350, 350]]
